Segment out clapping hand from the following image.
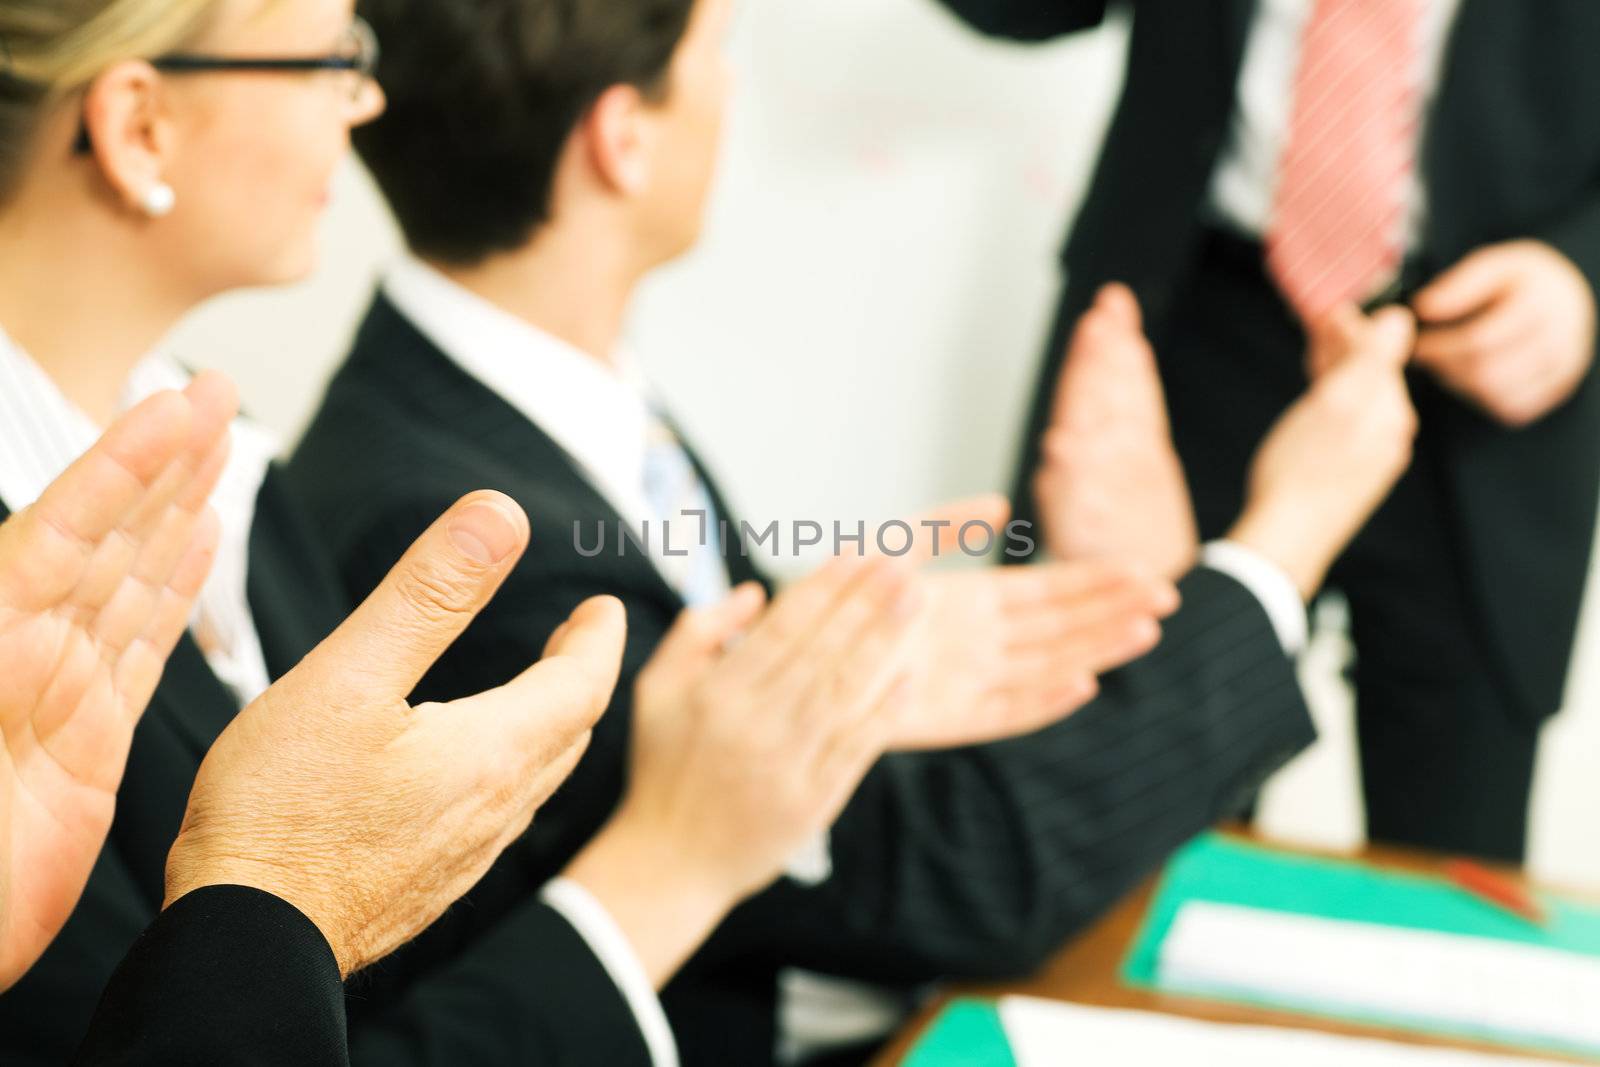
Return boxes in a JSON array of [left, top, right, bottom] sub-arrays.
[[165, 492, 627, 977], [1032, 284, 1199, 581], [1234, 304, 1419, 598], [903, 556, 1179, 750], [0, 374, 236, 990]]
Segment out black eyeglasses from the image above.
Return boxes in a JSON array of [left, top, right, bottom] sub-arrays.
[[153, 17, 379, 91], [74, 18, 380, 154]]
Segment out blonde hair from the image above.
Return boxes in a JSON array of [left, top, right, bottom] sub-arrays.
[[0, 0, 221, 195]]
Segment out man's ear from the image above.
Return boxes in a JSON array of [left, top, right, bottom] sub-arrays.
[[80, 60, 176, 213], [583, 83, 655, 197]]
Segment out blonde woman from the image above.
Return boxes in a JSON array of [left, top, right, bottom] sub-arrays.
[[0, 2, 928, 1061]]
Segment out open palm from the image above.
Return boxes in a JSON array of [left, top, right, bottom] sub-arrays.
[[860, 494, 1179, 749], [1034, 283, 1199, 580], [0, 373, 235, 990], [899, 560, 1178, 750]]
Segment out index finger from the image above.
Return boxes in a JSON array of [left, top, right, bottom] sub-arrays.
[[1003, 559, 1179, 617], [0, 391, 193, 611], [1413, 250, 1517, 324], [891, 494, 1012, 566], [32, 391, 192, 551], [1413, 299, 1537, 366], [720, 555, 879, 682]]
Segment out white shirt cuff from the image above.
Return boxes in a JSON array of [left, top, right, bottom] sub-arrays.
[[1200, 540, 1308, 654], [784, 832, 833, 886], [540, 878, 679, 1067]]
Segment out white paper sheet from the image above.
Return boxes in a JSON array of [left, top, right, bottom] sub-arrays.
[[1156, 902, 1600, 1053], [999, 998, 1571, 1067]]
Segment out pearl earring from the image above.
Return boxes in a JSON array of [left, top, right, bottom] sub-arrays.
[[140, 182, 176, 219]]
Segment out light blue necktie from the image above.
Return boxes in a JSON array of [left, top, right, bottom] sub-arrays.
[[641, 413, 731, 608]]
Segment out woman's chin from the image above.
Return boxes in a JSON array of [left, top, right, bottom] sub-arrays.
[[248, 242, 322, 292]]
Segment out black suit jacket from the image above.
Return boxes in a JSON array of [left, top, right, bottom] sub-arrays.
[[71, 885, 656, 1067], [0, 475, 656, 1066], [287, 295, 1317, 1064], [933, 0, 1600, 724], [73, 886, 347, 1066]]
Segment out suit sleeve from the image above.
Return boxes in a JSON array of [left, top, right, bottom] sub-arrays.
[[1539, 190, 1600, 314], [73, 886, 348, 1066], [345, 898, 660, 1067], [710, 566, 1315, 983], [72, 885, 662, 1067], [930, 0, 1114, 42]]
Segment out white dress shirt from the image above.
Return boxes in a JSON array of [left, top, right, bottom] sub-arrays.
[[539, 879, 680, 1067], [384, 256, 677, 563], [1208, 0, 1465, 246], [0, 325, 276, 708]]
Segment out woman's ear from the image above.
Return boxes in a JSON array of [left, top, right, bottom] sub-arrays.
[[583, 83, 655, 198], [80, 60, 177, 216]]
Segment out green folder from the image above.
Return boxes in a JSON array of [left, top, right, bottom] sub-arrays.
[[1123, 834, 1600, 1060], [902, 999, 1017, 1067]]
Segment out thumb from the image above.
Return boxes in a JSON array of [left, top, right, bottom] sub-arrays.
[[308, 491, 530, 700], [1051, 294, 1147, 426], [899, 493, 1012, 565], [1311, 305, 1415, 379], [1364, 306, 1418, 370], [1414, 248, 1513, 323], [1095, 282, 1144, 333], [1306, 303, 1365, 379], [647, 581, 768, 684]]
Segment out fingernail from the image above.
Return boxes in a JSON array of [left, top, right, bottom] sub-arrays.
[[450, 500, 522, 564]]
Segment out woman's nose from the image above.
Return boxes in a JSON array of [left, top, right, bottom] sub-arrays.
[[348, 77, 386, 127]]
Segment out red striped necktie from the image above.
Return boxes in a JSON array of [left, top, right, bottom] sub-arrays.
[[1266, 0, 1429, 326]]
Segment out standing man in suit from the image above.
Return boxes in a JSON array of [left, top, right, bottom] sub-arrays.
[[290, 0, 1416, 1060], [936, 0, 1600, 861]]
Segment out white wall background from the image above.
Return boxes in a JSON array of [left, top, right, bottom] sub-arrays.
[[166, 0, 1600, 888]]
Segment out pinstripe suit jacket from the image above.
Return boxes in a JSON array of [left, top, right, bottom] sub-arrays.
[[287, 295, 1317, 1065]]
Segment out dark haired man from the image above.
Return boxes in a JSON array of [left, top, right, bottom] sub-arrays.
[[289, 0, 1417, 1062]]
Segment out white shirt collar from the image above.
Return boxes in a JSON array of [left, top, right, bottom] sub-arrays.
[[0, 323, 278, 707], [382, 254, 657, 530], [0, 322, 108, 511]]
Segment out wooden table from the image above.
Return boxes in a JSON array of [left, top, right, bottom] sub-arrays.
[[875, 832, 1598, 1065]]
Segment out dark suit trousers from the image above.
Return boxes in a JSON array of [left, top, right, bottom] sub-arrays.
[[1040, 229, 1539, 862]]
